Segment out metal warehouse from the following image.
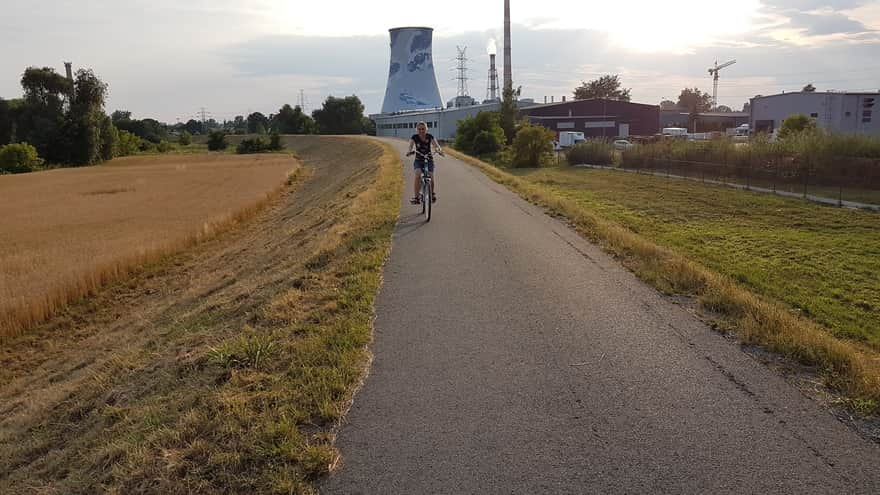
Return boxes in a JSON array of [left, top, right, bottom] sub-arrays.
[[750, 91, 879, 136], [521, 99, 660, 138]]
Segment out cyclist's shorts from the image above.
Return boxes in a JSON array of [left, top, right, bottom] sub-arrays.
[[413, 159, 435, 173]]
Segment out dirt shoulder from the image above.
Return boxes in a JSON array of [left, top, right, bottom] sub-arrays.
[[0, 136, 401, 494]]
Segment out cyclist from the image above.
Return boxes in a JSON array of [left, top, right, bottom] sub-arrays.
[[406, 122, 443, 204]]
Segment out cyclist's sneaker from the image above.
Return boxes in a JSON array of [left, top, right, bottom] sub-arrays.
[[431, 193, 437, 203], [410, 196, 420, 205]]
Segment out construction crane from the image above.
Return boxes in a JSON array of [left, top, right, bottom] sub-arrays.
[[708, 59, 736, 110]]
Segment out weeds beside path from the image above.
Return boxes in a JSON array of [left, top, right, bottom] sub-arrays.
[[0, 136, 401, 494], [447, 148, 880, 414]]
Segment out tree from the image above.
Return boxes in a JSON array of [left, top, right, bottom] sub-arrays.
[[246, 112, 270, 134], [715, 105, 733, 113], [99, 115, 118, 161], [272, 104, 316, 134], [361, 117, 376, 136], [573, 75, 631, 101], [67, 69, 111, 166], [742, 101, 751, 113], [511, 122, 555, 168], [803, 83, 816, 92], [499, 85, 518, 144], [312, 96, 366, 135], [183, 119, 202, 135], [21, 67, 71, 106], [677, 87, 713, 113], [0, 98, 14, 145], [778, 114, 817, 140], [453, 111, 505, 155], [659, 100, 678, 110], [207, 130, 228, 151], [178, 130, 192, 145]]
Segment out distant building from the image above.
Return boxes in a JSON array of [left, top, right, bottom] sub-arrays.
[[372, 100, 539, 141], [750, 91, 879, 136], [521, 99, 659, 139], [660, 108, 750, 132]]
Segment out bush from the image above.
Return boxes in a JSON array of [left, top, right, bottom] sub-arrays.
[[511, 122, 555, 168], [207, 131, 228, 151], [269, 132, 284, 151], [0, 142, 44, 173], [566, 140, 614, 165], [116, 130, 141, 156], [178, 130, 192, 146], [156, 140, 172, 153], [778, 114, 817, 140], [454, 111, 505, 155], [237, 136, 269, 154]]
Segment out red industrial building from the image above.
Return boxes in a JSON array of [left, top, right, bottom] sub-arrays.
[[521, 99, 660, 139]]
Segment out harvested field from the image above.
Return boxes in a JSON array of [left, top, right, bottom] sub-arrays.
[[0, 153, 297, 340], [0, 136, 401, 493]]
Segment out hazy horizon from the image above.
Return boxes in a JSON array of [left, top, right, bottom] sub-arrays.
[[2, 0, 879, 123]]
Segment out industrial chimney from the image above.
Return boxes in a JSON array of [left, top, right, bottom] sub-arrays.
[[486, 39, 499, 102], [381, 27, 443, 114], [503, 0, 512, 92]]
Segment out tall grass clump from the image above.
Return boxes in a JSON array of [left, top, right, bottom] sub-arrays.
[[566, 140, 615, 166]]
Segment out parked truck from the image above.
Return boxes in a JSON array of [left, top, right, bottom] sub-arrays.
[[557, 131, 586, 148]]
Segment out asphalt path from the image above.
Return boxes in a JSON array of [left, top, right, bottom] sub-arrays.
[[321, 137, 880, 494]]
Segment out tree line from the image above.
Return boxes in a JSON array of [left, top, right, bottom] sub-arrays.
[[1, 65, 375, 174]]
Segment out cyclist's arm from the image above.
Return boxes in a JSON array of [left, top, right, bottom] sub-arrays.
[[407, 138, 416, 154], [432, 138, 443, 154]]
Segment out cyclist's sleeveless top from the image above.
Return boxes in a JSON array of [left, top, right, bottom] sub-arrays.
[[412, 133, 434, 158]]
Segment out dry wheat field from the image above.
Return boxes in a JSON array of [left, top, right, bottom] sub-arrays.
[[0, 153, 297, 340]]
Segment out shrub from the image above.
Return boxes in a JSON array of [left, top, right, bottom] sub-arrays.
[[207, 131, 228, 151], [0, 142, 44, 173], [566, 140, 614, 165], [778, 114, 817, 140], [269, 132, 284, 151], [178, 130, 192, 146], [511, 122, 555, 168], [237, 136, 270, 154], [454, 111, 505, 155], [116, 130, 142, 156], [156, 140, 172, 153]]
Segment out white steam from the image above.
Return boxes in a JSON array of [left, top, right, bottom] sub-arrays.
[[487, 38, 497, 56]]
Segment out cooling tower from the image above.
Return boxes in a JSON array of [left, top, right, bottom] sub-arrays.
[[381, 27, 443, 114]]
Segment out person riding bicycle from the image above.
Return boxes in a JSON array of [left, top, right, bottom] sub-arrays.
[[406, 122, 443, 205]]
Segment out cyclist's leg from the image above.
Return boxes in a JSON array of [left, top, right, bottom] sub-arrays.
[[412, 160, 423, 201]]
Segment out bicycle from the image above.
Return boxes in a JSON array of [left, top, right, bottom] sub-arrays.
[[407, 150, 442, 222]]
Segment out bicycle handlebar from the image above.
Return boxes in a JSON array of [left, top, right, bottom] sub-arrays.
[[407, 150, 444, 158]]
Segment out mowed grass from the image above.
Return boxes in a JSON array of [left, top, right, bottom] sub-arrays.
[[0, 153, 296, 340], [511, 167, 880, 348], [0, 137, 401, 494], [448, 149, 880, 409]]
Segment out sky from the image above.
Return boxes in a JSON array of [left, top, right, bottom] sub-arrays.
[[2, 0, 879, 123]]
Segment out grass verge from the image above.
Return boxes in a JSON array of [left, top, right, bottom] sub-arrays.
[[0, 137, 401, 494], [447, 148, 880, 412]]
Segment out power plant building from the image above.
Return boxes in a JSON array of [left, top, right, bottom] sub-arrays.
[[750, 91, 879, 136], [522, 99, 660, 138]]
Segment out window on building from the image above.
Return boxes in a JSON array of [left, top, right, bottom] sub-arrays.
[[864, 118, 873, 123], [845, 112, 852, 117], [810, 113, 818, 118], [557, 122, 575, 129], [864, 110, 873, 117]]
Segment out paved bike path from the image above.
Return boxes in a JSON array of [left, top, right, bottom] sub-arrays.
[[322, 138, 880, 494]]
